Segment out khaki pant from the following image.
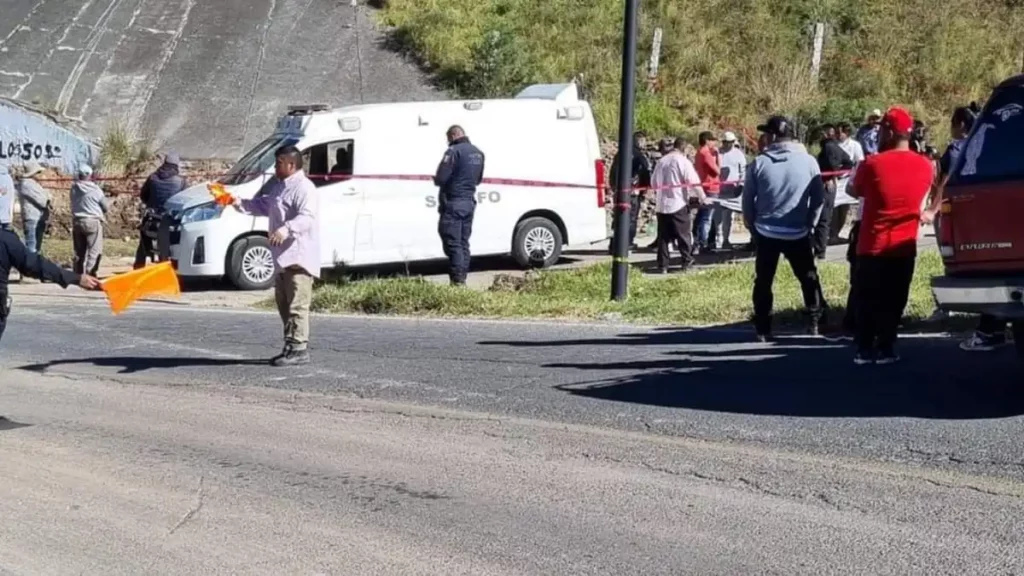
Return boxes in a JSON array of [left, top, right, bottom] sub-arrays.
[[275, 266, 313, 350], [72, 217, 104, 276]]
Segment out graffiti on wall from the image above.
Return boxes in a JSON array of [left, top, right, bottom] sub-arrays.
[[0, 99, 95, 174]]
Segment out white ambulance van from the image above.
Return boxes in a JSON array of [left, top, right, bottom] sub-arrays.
[[162, 83, 609, 290]]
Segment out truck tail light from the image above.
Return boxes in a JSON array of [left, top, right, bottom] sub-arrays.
[[937, 200, 954, 258], [595, 159, 607, 208]]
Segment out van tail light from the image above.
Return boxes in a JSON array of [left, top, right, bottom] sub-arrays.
[[937, 200, 954, 258], [595, 159, 607, 208]]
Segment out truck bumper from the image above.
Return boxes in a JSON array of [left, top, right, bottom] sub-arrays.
[[931, 276, 1024, 319]]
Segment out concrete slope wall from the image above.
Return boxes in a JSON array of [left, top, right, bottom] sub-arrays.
[[0, 0, 440, 159]]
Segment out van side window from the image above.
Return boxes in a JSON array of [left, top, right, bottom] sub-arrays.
[[953, 85, 1024, 185], [301, 140, 355, 188]]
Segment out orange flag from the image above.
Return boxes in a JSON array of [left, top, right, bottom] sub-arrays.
[[207, 182, 235, 206], [101, 262, 181, 315]]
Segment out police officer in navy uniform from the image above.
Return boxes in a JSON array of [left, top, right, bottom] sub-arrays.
[[434, 125, 485, 286], [0, 228, 100, 343]]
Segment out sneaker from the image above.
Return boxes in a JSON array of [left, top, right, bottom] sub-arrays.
[[853, 350, 875, 365], [875, 348, 901, 365], [959, 332, 1006, 352], [653, 267, 669, 275], [755, 332, 774, 343], [271, 347, 310, 367]]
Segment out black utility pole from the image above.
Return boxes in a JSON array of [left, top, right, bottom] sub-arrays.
[[610, 0, 639, 301]]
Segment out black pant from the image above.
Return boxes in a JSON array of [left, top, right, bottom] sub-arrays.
[[752, 234, 825, 334], [842, 221, 860, 332], [438, 202, 475, 283], [812, 179, 838, 258], [134, 232, 154, 269], [0, 291, 9, 343], [629, 194, 642, 245], [655, 210, 694, 269], [854, 254, 916, 352]]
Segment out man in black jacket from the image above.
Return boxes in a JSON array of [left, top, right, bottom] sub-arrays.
[[435, 125, 485, 286], [1, 228, 100, 343], [135, 151, 189, 269], [813, 124, 854, 259], [608, 131, 652, 252]]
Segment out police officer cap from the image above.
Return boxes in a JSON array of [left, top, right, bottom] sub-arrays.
[[757, 115, 793, 138]]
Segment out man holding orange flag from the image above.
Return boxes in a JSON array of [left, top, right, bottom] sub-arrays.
[[232, 146, 320, 367], [0, 228, 100, 343]]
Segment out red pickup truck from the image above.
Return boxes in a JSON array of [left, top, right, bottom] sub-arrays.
[[931, 74, 1024, 358]]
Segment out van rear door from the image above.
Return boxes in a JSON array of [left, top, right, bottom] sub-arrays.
[[942, 80, 1024, 274]]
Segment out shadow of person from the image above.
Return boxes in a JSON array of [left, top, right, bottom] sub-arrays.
[[0, 416, 31, 432], [550, 342, 1024, 420], [20, 356, 268, 375]]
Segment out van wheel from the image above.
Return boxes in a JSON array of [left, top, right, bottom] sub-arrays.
[[512, 217, 563, 268], [1013, 322, 1024, 360], [227, 236, 276, 291]]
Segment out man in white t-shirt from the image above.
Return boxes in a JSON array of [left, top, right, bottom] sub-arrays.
[[650, 137, 705, 273], [715, 131, 747, 249], [833, 122, 865, 242]]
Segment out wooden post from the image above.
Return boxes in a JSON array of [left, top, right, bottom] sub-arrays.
[[810, 22, 825, 83], [647, 27, 663, 93]]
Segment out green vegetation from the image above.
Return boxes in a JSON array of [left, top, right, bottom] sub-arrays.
[[99, 123, 154, 177], [42, 238, 138, 270], [309, 251, 954, 329], [378, 0, 1024, 142]]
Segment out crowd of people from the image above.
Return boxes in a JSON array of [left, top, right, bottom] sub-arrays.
[[611, 104, 990, 365]]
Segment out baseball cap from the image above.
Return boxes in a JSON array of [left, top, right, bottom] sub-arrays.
[[882, 106, 914, 135], [756, 115, 793, 138], [22, 161, 44, 177], [867, 108, 883, 119], [722, 131, 737, 142], [78, 163, 93, 177], [164, 151, 181, 166]]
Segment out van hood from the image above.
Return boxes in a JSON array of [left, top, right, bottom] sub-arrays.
[[164, 182, 217, 215]]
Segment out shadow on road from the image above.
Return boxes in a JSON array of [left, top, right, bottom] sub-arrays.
[[484, 326, 1024, 420], [20, 356, 267, 375], [0, 416, 31, 432]]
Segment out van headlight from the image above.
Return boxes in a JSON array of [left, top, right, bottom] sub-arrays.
[[180, 202, 223, 224]]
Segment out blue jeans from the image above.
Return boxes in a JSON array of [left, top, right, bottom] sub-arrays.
[[22, 211, 48, 254], [694, 206, 713, 248]]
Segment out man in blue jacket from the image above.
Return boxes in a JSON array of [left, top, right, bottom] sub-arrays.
[[434, 126, 485, 286], [135, 151, 188, 269], [742, 115, 828, 341]]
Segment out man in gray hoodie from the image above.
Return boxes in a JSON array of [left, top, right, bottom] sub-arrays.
[[70, 164, 109, 276], [742, 115, 828, 340], [17, 161, 51, 254]]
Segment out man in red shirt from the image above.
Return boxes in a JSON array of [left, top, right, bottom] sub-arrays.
[[693, 131, 720, 253], [849, 107, 934, 365]]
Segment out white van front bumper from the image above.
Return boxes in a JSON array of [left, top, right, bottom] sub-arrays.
[[168, 221, 230, 278]]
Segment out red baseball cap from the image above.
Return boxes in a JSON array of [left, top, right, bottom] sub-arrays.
[[882, 107, 914, 135]]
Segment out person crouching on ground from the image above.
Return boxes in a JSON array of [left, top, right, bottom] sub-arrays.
[[742, 115, 828, 341], [847, 107, 934, 365], [232, 146, 320, 367], [70, 164, 109, 277]]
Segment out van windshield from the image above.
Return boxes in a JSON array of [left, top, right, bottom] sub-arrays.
[[218, 136, 299, 185], [951, 84, 1024, 185]]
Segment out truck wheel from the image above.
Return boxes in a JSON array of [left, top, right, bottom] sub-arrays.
[[227, 236, 276, 291], [512, 217, 563, 269], [1013, 322, 1024, 360]]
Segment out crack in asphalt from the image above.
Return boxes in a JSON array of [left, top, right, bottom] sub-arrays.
[[168, 475, 205, 535]]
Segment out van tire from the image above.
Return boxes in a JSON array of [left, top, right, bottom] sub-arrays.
[[512, 217, 563, 269], [227, 236, 277, 291], [1013, 321, 1024, 360]]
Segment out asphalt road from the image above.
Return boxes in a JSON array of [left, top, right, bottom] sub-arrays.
[[2, 299, 1023, 574]]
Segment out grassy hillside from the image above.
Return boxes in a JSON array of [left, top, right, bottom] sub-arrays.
[[378, 0, 1024, 142]]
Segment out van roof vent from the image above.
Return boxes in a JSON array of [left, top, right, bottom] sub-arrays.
[[514, 83, 579, 103]]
